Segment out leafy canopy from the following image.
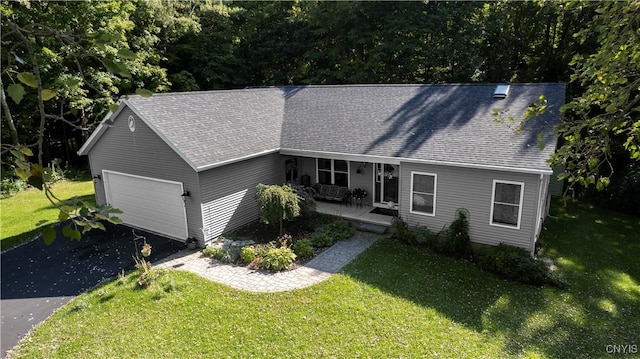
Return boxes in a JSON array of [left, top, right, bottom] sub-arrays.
[[553, 1, 640, 192]]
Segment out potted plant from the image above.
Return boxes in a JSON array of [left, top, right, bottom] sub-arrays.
[[186, 237, 198, 250], [140, 242, 152, 257], [351, 188, 367, 207]]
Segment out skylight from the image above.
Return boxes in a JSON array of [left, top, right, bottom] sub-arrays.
[[493, 85, 510, 99]]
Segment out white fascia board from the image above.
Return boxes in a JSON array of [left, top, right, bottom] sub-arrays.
[[279, 148, 553, 175], [77, 100, 127, 155]]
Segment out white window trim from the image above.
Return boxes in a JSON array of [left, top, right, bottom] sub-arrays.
[[316, 158, 350, 187], [490, 179, 525, 230], [409, 171, 437, 217]]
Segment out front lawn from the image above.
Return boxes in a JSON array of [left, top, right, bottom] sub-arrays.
[[0, 180, 95, 251], [9, 199, 640, 358]]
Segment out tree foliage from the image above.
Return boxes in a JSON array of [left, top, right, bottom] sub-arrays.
[[2, 0, 639, 237], [1, 0, 197, 242], [255, 184, 301, 236], [552, 1, 640, 193]]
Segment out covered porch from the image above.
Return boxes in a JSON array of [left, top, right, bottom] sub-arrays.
[[314, 201, 394, 227]]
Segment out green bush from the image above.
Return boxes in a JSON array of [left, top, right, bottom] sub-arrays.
[[311, 232, 334, 248], [261, 247, 297, 271], [254, 243, 274, 257], [240, 246, 257, 264], [324, 220, 354, 241], [390, 217, 417, 244], [292, 239, 314, 258], [202, 246, 240, 263], [202, 246, 224, 259], [219, 247, 240, 263], [475, 244, 567, 288], [440, 211, 470, 257], [1, 177, 28, 197], [413, 226, 434, 246]]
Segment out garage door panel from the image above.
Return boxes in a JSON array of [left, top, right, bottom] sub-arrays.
[[103, 171, 188, 240]]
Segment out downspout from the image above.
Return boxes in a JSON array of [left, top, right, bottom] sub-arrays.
[[533, 173, 545, 257]]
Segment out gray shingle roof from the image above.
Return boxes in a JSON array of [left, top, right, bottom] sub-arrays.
[[81, 83, 565, 173], [125, 88, 285, 170], [281, 84, 565, 172]]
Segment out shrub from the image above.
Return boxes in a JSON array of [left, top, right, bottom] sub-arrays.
[[0, 177, 28, 197], [292, 239, 314, 258], [413, 226, 434, 246], [390, 217, 416, 244], [311, 232, 334, 248], [240, 246, 257, 264], [475, 244, 567, 288], [440, 211, 470, 257], [261, 247, 297, 271], [255, 183, 302, 236], [202, 246, 224, 259], [323, 220, 354, 241], [219, 247, 240, 263], [254, 243, 274, 257], [133, 256, 160, 288]]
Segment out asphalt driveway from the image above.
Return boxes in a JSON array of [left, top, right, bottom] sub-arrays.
[[0, 223, 185, 358]]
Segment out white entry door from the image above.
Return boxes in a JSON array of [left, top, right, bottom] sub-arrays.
[[102, 170, 188, 240], [374, 163, 399, 208]]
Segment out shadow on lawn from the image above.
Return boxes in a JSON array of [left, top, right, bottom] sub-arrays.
[[342, 199, 640, 357], [2, 194, 96, 251]]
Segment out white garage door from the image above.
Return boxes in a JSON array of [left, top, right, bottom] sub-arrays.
[[103, 170, 188, 240]]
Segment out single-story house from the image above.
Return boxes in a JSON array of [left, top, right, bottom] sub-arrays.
[[78, 83, 565, 255]]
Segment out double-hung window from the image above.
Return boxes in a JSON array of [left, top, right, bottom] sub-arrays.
[[410, 172, 437, 216], [317, 158, 349, 187], [490, 180, 524, 229]]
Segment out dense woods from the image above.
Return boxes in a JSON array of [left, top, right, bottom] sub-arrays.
[[1, 0, 639, 212]]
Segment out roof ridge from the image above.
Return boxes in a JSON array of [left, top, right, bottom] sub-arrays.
[[125, 83, 565, 99], [125, 87, 283, 99]]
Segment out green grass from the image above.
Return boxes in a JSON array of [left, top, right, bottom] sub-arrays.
[[9, 198, 640, 358], [0, 180, 95, 251]]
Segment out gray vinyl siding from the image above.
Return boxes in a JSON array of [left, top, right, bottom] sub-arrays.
[[199, 153, 285, 242], [399, 162, 542, 252], [549, 165, 565, 196], [87, 107, 202, 241], [349, 161, 373, 206]]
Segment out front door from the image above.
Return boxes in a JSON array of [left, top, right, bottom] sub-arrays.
[[374, 163, 399, 208]]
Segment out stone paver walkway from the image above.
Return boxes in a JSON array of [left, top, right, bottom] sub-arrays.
[[156, 232, 379, 292]]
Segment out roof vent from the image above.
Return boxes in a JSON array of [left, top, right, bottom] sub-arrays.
[[493, 85, 510, 99]]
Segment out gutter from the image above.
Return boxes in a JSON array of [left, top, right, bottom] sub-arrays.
[[279, 148, 553, 176]]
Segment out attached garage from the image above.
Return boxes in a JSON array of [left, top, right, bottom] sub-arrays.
[[78, 89, 286, 247], [102, 170, 188, 240]]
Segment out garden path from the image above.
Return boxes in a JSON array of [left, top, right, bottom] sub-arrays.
[[156, 231, 380, 292]]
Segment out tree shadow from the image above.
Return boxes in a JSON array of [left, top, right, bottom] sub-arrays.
[[360, 84, 558, 161], [33, 193, 96, 213], [2, 193, 98, 251], [341, 199, 640, 357]]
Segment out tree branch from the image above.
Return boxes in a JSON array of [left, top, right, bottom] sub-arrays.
[[44, 114, 89, 130], [0, 79, 20, 145]]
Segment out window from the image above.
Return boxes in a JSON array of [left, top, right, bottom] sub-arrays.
[[317, 158, 349, 187], [490, 180, 524, 229], [410, 172, 436, 216]]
